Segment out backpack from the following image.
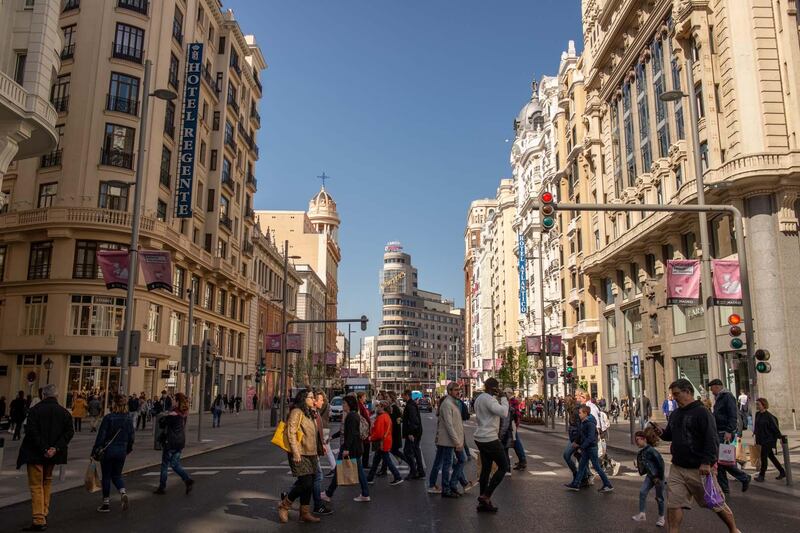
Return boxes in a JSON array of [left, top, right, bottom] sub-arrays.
[[358, 414, 370, 441], [597, 410, 610, 432]]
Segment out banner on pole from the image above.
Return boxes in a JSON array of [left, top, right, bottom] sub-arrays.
[[140, 250, 173, 291], [548, 334, 562, 355], [712, 259, 743, 305], [265, 334, 281, 353], [525, 336, 541, 355], [518, 233, 528, 314], [96, 250, 130, 290], [666, 259, 701, 305], [286, 333, 302, 353], [175, 42, 204, 218]]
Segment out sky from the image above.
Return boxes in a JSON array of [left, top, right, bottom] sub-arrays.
[[223, 0, 583, 350]]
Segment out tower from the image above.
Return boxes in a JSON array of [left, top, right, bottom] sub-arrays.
[[308, 186, 341, 246]]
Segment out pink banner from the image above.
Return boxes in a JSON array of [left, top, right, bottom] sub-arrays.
[[712, 260, 743, 305], [666, 259, 701, 305], [286, 333, 302, 353], [548, 335, 562, 355], [525, 336, 541, 355], [265, 334, 281, 353], [325, 352, 338, 365], [140, 250, 172, 291], [312, 353, 322, 365], [96, 250, 130, 290]]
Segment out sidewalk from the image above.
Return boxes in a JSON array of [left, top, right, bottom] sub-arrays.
[[0, 409, 273, 509], [520, 418, 800, 499]]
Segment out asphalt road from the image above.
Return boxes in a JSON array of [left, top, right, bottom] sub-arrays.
[[1, 414, 798, 533]]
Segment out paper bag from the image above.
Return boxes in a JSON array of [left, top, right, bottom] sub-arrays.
[[718, 440, 736, 467], [336, 458, 359, 486], [85, 459, 101, 493], [748, 444, 762, 470]]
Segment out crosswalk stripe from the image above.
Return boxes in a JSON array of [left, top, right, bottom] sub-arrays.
[[624, 472, 639, 477], [543, 461, 561, 468], [528, 471, 557, 476], [527, 454, 543, 459], [239, 470, 266, 475], [192, 470, 219, 475]]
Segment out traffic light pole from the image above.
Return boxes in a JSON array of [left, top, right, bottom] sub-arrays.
[[537, 236, 550, 429]]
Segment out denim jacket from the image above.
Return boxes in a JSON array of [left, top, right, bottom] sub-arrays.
[[93, 412, 134, 458]]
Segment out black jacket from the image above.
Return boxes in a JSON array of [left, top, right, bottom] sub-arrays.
[[660, 400, 718, 468], [388, 403, 403, 447], [578, 415, 598, 451], [754, 411, 782, 448], [9, 397, 26, 422], [16, 397, 74, 468], [93, 412, 135, 459], [159, 413, 187, 451], [402, 398, 422, 438], [636, 445, 665, 480], [340, 411, 364, 457], [712, 391, 738, 434]]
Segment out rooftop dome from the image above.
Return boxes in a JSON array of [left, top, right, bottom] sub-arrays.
[[515, 80, 543, 133], [309, 186, 337, 213]]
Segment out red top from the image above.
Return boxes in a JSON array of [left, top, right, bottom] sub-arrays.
[[369, 412, 392, 452]]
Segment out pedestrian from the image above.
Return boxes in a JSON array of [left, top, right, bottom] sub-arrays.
[[654, 378, 739, 533], [152, 390, 172, 416], [632, 428, 666, 527], [322, 395, 370, 503], [366, 401, 404, 486], [708, 379, 751, 494], [10, 390, 27, 441], [252, 394, 258, 411], [401, 389, 425, 480], [71, 393, 87, 432], [136, 392, 148, 431], [610, 397, 620, 424], [235, 396, 242, 414], [498, 389, 516, 476], [153, 392, 194, 496], [356, 392, 372, 468], [433, 382, 466, 498], [753, 397, 786, 482], [662, 394, 677, 420], [127, 394, 140, 427], [277, 389, 323, 524], [93, 394, 135, 513], [565, 406, 614, 493], [737, 390, 749, 414], [212, 394, 224, 428], [378, 391, 408, 477], [508, 390, 527, 471], [635, 393, 653, 424], [473, 378, 509, 513], [309, 389, 334, 516], [88, 394, 102, 432], [16, 384, 74, 532]]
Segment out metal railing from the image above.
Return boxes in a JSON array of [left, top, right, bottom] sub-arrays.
[[219, 214, 232, 231], [40, 149, 63, 168], [100, 147, 133, 169], [118, 0, 148, 15], [63, 0, 80, 12], [51, 96, 69, 113], [221, 172, 234, 190], [60, 44, 75, 60], [112, 43, 143, 64], [106, 94, 139, 116]]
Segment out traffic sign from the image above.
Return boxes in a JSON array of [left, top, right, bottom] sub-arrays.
[[545, 367, 558, 385], [631, 351, 641, 378]]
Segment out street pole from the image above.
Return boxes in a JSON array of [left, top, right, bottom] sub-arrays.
[[538, 236, 550, 429], [197, 328, 207, 443], [490, 293, 496, 379], [626, 344, 635, 445], [279, 240, 289, 423], [120, 59, 151, 396], [347, 324, 352, 377], [185, 287, 194, 398]]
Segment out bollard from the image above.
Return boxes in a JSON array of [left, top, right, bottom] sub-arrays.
[[58, 464, 65, 481], [780, 435, 793, 486], [0, 437, 4, 473]]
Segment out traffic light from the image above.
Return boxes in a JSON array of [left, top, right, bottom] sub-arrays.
[[539, 190, 557, 232], [565, 353, 574, 378], [728, 313, 744, 350], [360, 315, 368, 331], [755, 349, 771, 373]]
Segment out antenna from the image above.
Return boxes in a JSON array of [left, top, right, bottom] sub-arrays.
[[317, 171, 332, 189]]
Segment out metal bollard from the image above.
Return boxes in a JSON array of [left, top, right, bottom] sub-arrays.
[[780, 435, 793, 486]]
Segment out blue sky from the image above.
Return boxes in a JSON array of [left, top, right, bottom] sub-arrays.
[[224, 0, 582, 349]]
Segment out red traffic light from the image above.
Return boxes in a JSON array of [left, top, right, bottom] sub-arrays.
[[727, 314, 742, 326], [541, 191, 554, 203]]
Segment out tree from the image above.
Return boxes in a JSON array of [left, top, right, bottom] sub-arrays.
[[498, 346, 519, 388]]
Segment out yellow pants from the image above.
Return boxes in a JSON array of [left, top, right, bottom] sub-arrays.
[[27, 464, 55, 526]]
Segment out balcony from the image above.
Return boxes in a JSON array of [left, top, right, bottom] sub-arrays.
[[112, 43, 143, 64], [242, 241, 254, 256], [219, 214, 232, 231], [250, 107, 260, 126], [253, 71, 262, 93], [100, 147, 133, 169], [245, 207, 255, 220], [224, 134, 237, 152], [568, 253, 577, 269], [568, 287, 580, 305], [118, 0, 148, 15], [201, 66, 219, 96], [60, 44, 75, 60], [51, 96, 69, 113], [227, 96, 239, 114], [246, 173, 256, 189], [576, 319, 600, 337], [221, 172, 234, 190], [106, 94, 139, 116], [63, 0, 80, 12], [237, 123, 258, 156], [566, 217, 578, 236], [40, 149, 63, 168], [230, 61, 242, 77]]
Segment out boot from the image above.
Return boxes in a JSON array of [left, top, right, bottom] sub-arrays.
[[277, 497, 292, 524], [299, 504, 321, 523]]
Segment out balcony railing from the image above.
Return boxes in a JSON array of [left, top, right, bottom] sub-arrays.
[[224, 135, 237, 152], [245, 207, 255, 220], [112, 43, 143, 64], [52, 96, 69, 113], [253, 69, 262, 93], [221, 172, 234, 190], [219, 214, 232, 231], [118, 0, 148, 15], [106, 94, 139, 116], [60, 44, 75, 60], [63, 0, 80, 12], [100, 147, 134, 169], [250, 107, 260, 126], [201, 66, 219, 96], [227, 97, 239, 114], [246, 173, 256, 188], [40, 149, 63, 168], [230, 60, 242, 77], [242, 241, 254, 256], [237, 123, 258, 155]]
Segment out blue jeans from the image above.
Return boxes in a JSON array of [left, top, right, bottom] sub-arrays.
[[326, 453, 369, 498], [368, 449, 401, 481], [513, 431, 526, 464], [100, 454, 126, 498], [312, 460, 323, 508], [159, 449, 191, 489], [572, 446, 612, 488], [639, 476, 665, 515], [441, 447, 466, 495], [563, 441, 578, 475], [428, 446, 446, 488], [212, 409, 221, 427]]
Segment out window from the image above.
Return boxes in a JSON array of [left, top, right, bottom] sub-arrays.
[[645, 254, 657, 278], [230, 295, 237, 320], [670, 48, 685, 140], [199, 140, 206, 166], [108, 72, 140, 115], [28, 241, 53, 279], [218, 36, 226, 52], [38, 183, 57, 208], [605, 313, 617, 348], [51, 74, 70, 112], [113, 23, 145, 63], [173, 266, 185, 298], [611, 100, 623, 196], [99, 181, 129, 211], [624, 306, 643, 343], [675, 165, 683, 190], [603, 278, 614, 305], [191, 275, 200, 304], [622, 82, 636, 185], [169, 311, 183, 346], [118, 0, 148, 15], [14, 53, 26, 85], [156, 199, 167, 221], [204, 282, 214, 310], [69, 295, 126, 336], [652, 38, 671, 158], [695, 82, 705, 119], [169, 53, 180, 89], [217, 288, 227, 315], [699, 141, 709, 171], [224, 121, 234, 147], [164, 100, 176, 138], [656, 181, 664, 204], [207, 188, 215, 212], [681, 232, 696, 259], [217, 238, 227, 258], [227, 83, 238, 112], [212, 111, 220, 131], [172, 6, 184, 43], [196, 181, 204, 209], [101, 123, 135, 168], [630, 262, 641, 295], [23, 296, 48, 336], [73, 240, 124, 279], [222, 157, 231, 184], [0, 245, 5, 281], [636, 63, 652, 172], [230, 48, 240, 72], [673, 304, 705, 335], [61, 25, 76, 59], [160, 145, 171, 188], [210, 149, 218, 170], [146, 303, 162, 342]]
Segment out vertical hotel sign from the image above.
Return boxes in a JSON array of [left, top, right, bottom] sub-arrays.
[[175, 43, 203, 218], [518, 233, 527, 314]]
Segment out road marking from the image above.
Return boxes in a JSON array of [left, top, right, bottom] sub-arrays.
[[543, 461, 561, 468], [192, 470, 219, 475], [185, 466, 287, 470], [527, 454, 543, 459], [624, 472, 639, 477], [239, 470, 266, 475], [528, 471, 557, 476]]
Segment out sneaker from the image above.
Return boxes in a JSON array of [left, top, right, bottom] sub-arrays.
[[353, 495, 371, 502], [611, 461, 621, 477], [313, 505, 333, 516], [632, 512, 646, 522], [777, 473, 786, 480], [389, 478, 404, 486], [427, 485, 442, 494], [742, 475, 751, 492], [598, 485, 614, 493], [513, 463, 527, 471], [476, 499, 498, 513], [754, 475, 765, 482], [656, 516, 665, 527], [184, 478, 195, 495], [121, 492, 129, 511], [367, 479, 375, 485], [153, 487, 166, 495], [97, 503, 111, 513], [505, 471, 512, 477], [320, 492, 331, 503], [564, 483, 580, 492]]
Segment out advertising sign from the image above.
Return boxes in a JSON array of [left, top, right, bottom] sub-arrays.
[[518, 233, 528, 314], [175, 42, 204, 218], [712, 259, 743, 306], [666, 259, 701, 305], [525, 336, 542, 355], [140, 250, 173, 291], [97, 250, 130, 290], [325, 352, 338, 365], [286, 333, 302, 353], [265, 334, 281, 353], [548, 334, 562, 355]]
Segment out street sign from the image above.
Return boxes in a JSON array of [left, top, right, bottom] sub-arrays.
[[631, 351, 641, 378], [545, 367, 558, 385]]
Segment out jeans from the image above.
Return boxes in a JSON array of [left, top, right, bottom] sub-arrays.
[[312, 460, 324, 508], [380, 442, 408, 474], [716, 433, 749, 492], [572, 446, 612, 488], [428, 446, 446, 488], [475, 439, 509, 498], [403, 436, 424, 477], [101, 454, 127, 498], [137, 412, 147, 430], [563, 441, 578, 475], [639, 476, 665, 515], [27, 464, 54, 526], [513, 431, 526, 464], [759, 445, 786, 477], [442, 447, 466, 495], [368, 449, 401, 481], [326, 454, 369, 498], [159, 449, 191, 489], [212, 410, 221, 428]]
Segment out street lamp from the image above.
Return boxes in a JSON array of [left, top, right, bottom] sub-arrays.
[[43, 358, 53, 384], [278, 240, 302, 422], [119, 58, 178, 396]]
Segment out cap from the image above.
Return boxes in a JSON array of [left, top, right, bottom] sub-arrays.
[[708, 379, 724, 387]]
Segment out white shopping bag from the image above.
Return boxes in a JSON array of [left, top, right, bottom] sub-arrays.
[[718, 439, 737, 467]]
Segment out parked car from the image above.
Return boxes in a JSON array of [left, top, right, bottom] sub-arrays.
[[329, 396, 343, 422], [417, 397, 432, 412]]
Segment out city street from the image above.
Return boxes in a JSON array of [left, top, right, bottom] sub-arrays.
[[1, 415, 798, 532]]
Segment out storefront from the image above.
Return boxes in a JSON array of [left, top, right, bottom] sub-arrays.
[[66, 354, 120, 409], [607, 363, 620, 402], [722, 351, 750, 397], [674, 354, 708, 400]]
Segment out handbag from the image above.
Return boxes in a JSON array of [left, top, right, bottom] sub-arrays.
[[718, 439, 737, 467], [749, 444, 762, 470], [336, 458, 359, 486], [271, 413, 304, 452], [702, 473, 725, 509], [85, 459, 101, 493], [93, 428, 121, 461], [735, 439, 746, 463]]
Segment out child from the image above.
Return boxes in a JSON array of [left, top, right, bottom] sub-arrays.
[[632, 427, 666, 527], [565, 406, 614, 493]]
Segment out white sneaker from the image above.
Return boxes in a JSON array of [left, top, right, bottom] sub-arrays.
[[462, 481, 476, 492], [427, 485, 441, 494], [632, 513, 646, 522], [505, 471, 512, 476], [611, 460, 621, 477], [656, 516, 665, 527], [320, 493, 331, 503], [353, 495, 371, 502]]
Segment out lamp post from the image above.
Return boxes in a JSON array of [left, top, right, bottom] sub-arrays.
[[43, 358, 53, 385], [119, 59, 177, 396], [278, 240, 301, 422]]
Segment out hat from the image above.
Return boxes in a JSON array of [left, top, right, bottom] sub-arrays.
[[708, 379, 724, 387]]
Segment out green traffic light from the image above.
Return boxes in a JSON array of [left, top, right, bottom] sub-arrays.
[[730, 338, 744, 349], [756, 361, 771, 373], [566, 366, 574, 373], [542, 217, 555, 229]]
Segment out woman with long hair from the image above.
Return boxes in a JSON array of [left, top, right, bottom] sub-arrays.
[[277, 388, 323, 523], [754, 397, 786, 482], [154, 392, 194, 495], [322, 395, 370, 502], [93, 394, 135, 512]]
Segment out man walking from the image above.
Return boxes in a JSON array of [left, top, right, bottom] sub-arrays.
[[662, 394, 677, 420], [401, 390, 424, 479], [708, 379, 751, 494], [10, 391, 27, 441], [473, 378, 509, 513], [435, 382, 466, 498], [656, 379, 739, 533], [16, 384, 74, 532]]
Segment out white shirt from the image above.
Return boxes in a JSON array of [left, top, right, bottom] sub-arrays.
[[585, 399, 601, 422], [738, 393, 748, 408], [473, 393, 509, 443]]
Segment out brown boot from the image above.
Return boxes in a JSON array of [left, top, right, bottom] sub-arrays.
[[277, 497, 292, 523], [299, 504, 320, 523]]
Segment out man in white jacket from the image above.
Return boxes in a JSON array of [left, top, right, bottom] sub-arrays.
[[472, 378, 509, 513]]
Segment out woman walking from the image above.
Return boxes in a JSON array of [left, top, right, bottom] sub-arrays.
[[322, 395, 370, 503], [366, 401, 404, 485], [277, 389, 323, 523], [154, 392, 194, 495], [93, 394, 135, 512], [212, 394, 224, 428], [754, 397, 786, 482], [72, 393, 87, 433]]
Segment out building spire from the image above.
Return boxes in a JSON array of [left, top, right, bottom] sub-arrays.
[[317, 171, 332, 189]]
